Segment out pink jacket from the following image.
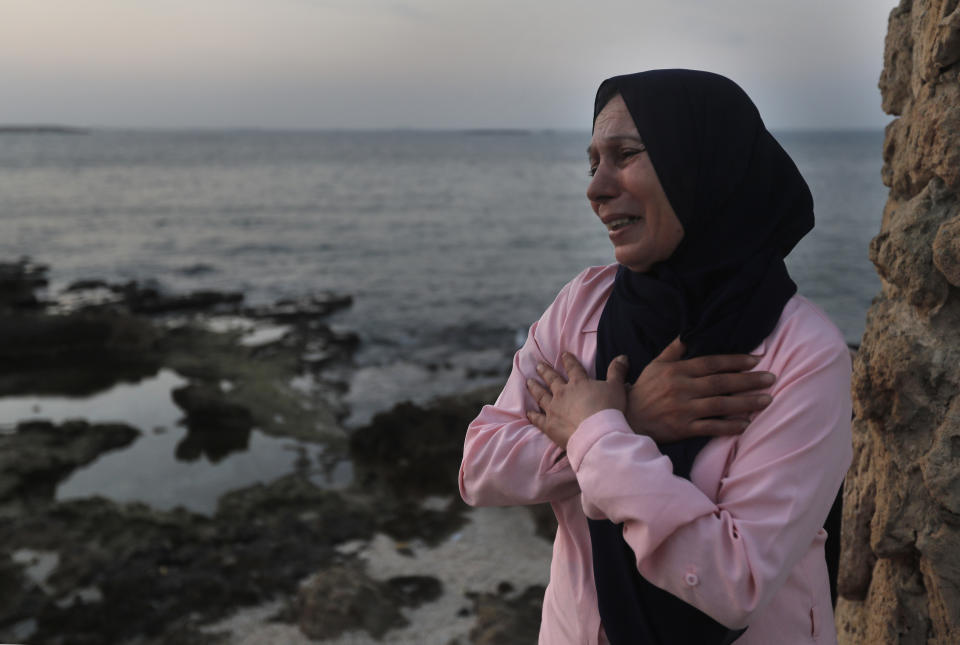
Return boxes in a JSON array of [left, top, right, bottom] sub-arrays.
[[459, 265, 852, 644]]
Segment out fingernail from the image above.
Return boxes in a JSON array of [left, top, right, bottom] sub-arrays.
[[761, 373, 775, 385], [616, 354, 629, 365], [535, 363, 544, 373], [748, 355, 761, 365], [758, 394, 772, 405], [526, 378, 535, 388]]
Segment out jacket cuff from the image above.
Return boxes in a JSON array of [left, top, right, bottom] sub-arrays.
[[567, 408, 634, 472]]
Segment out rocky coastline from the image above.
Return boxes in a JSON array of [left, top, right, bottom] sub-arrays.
[[0, 258, 548, 645]]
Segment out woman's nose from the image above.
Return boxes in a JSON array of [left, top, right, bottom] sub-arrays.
[[587, 162, 618, 204]]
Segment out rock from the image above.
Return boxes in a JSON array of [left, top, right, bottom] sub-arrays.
[[465, 584, 545, 645], [0, 420, 139, 503], [0, 262, 367, 642], [386, 574, 444, 606], [171, 383, 253, 428], [0, 258, 48, 310], [349, 386, 501, 498], [880, 84, 960, 196], [878, 0, 914, 116], [64, 278, 111, 292], [244, 292, 353, 323], [0, 475, 378, 644], [347, 387, 502, 544], [171, 383, 254, 462], [0, 310, 163, 396], [868, 180, 955, 315], [0, 556, 46, 638], [374, 499, 467, 546], [837, 2, 960, 643], [117, 281, 244, 314], [934, 4, 960, 69], [932, 213, 960, 286], [215, 474, 377, 545], [297, 562, 407, 640], [526, 503, 559, 542]]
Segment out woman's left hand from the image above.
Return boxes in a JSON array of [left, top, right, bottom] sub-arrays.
[[526, 352, 629, 450]]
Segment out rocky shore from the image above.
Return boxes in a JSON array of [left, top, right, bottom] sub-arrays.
[[0, 259, 549, 645]]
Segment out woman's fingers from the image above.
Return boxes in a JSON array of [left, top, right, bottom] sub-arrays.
[[654, 337, 686, 363], [526, 409, 547, 429], [606, 354, 629, 384], [684, 353, 762, 377], [526, 377, 552, 408], [692, 370, 776, 397], [690, 393, 773, 420], [536, 360, 566, 391], [560, 352, 589, 382]]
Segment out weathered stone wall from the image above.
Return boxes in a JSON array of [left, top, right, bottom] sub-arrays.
[[837, 1, 960, 643]]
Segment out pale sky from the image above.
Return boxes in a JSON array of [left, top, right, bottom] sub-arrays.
[[1, 0, 895, 130]]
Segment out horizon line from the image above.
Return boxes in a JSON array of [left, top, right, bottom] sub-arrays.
[[0, 124, 889, 135]]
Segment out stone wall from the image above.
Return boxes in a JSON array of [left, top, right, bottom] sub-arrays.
[[836, 1, 960, 643]]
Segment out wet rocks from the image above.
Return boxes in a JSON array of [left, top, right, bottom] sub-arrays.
[[298, 563, 407, 639], [63, 278, 244, 315], [0, 310, 163, 397], [296, 562, 442, 640], [123, 285, 245, 315], [244, 292, 353, 323], [0, 475, 378, 645], [0, 257, 546, 644], [0, 258, 48, 309], [0, 555, 47, 638], [455, 584, 546, 645], [346, 385, 558, 548], [0, 257, 369, 643], [171, 383, 254, 462], [0, 420, 139, 506], [349, 385, 501, 498]]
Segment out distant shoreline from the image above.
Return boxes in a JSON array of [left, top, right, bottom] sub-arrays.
[[0, 126, 885, 136], [0, 125, 89, 134]]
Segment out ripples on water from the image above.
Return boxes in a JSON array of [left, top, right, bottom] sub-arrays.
[[1, 129, 886, 417]]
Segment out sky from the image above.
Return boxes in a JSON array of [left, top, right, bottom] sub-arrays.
[[0, 0, 896, 130]]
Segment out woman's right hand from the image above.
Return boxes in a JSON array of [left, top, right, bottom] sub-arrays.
[[625, 337, 775, 443]]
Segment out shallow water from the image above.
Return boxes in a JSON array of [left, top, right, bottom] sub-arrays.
[[2, 368, 351, 514], [0, 369, 185, 432]]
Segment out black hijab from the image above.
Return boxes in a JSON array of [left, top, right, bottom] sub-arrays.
[[588, 69, 814, 644]]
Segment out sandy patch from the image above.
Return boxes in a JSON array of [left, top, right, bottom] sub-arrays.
[[204, 504, 553, 644]]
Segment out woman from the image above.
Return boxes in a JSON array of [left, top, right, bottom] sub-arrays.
[[459, 70, 852, 644]]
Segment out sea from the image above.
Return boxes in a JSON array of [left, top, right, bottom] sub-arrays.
[[1, 129, 886, 430]]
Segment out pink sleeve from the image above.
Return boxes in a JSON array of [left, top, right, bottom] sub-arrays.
[[459, 278, 582, 507], [565, 310, 853, 628]]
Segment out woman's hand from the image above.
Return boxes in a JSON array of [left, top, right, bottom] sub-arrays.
[[526, 352, 629, 450], [626, 337, 775, 443]]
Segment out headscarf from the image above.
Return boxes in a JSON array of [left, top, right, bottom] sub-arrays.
[[588, 69, 814, 644]]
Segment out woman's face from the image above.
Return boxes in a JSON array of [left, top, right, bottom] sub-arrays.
[[587, 94, 684, 273]]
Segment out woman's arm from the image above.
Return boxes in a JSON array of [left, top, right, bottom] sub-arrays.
[[566, 308, 852, 628], [459, 277, 585, 507], [461, 264, 780, 509]]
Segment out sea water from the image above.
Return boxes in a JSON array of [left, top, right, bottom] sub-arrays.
[[0, 129, 886, 425]]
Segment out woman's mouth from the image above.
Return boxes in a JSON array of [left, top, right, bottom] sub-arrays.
[[606, 216, 641, 232]]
